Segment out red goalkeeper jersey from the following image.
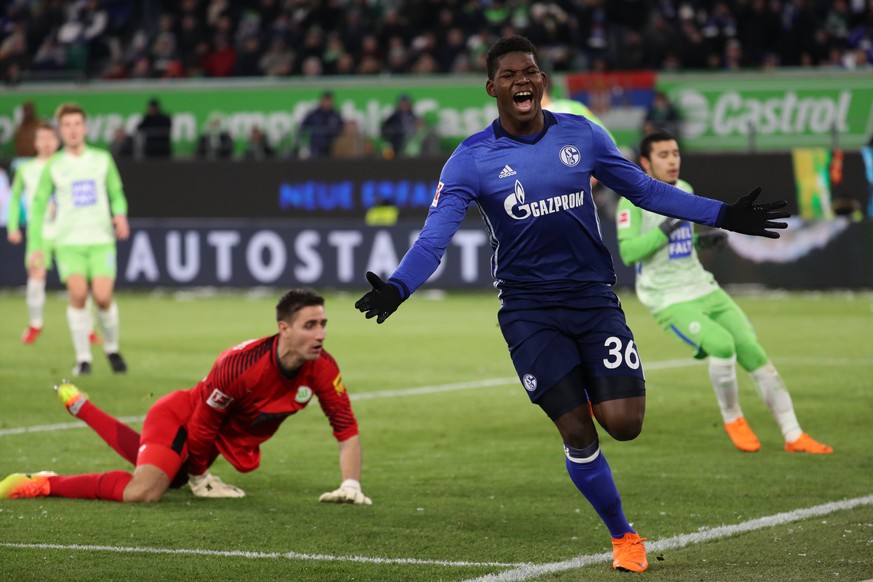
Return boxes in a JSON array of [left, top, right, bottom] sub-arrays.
[[184, 335, 358, 475]]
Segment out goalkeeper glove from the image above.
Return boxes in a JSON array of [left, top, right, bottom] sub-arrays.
[[717, 187, 788, 239], [658, 218, 684, 236], [696, 230, 728, 251], [319, 479, 372, 505], [354, 271, 403, 324], [188, 472, 246, 498]]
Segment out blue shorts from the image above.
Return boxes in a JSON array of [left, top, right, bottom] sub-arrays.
[[498, 303, 646, 405]]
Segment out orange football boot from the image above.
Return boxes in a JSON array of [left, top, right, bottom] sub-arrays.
[[785, 433, 832, 454], [612, 532, 648, 573], [724, 417, 761, 452]]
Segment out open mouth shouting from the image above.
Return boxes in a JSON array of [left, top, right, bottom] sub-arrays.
[[513, 90, 535, 113]]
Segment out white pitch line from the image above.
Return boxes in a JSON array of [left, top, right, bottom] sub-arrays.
[[461, 494, 873, 582], [0, 542, 521, 569], [2, 494, 870, 576], [1, 356, 863, 438], [0, 416, 146, 437], [0, 359, 702, 438]]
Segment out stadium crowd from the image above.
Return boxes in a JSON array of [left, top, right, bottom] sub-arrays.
[[1, 0, 872, 84]]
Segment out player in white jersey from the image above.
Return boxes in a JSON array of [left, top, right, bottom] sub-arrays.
[[27, 103, 130, 376], [616, 131, 831, 454]]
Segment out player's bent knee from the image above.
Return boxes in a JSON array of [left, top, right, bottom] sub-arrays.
[[553, 405, 598, 449], [122, 487, 165, 503], [123, 464, 171, 503], [606, 422, 643, 442], [701, 331, 736, 360], [595, 397, 645, 441]]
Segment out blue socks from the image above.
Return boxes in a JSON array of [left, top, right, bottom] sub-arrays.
[[564, 441, 634, 538]]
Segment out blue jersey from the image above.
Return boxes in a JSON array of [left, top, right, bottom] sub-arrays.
[[390, 111, 726, 306]]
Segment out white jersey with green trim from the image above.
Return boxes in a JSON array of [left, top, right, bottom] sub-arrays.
[[18, 158, 57, 240], [630, 178, 719, 313], [39, 147, 124, 247]]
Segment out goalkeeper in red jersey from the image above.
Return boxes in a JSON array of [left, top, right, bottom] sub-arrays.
[[1, 288, 372, 505]]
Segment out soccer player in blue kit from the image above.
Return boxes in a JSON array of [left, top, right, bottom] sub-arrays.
[[356, 36, 788, 573]]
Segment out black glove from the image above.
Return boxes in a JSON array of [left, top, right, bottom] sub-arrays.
[[659, 218, 684, 236], [718, 187, 789, 239], [697, 230, 728, 251], [354, 271, 403, 324]]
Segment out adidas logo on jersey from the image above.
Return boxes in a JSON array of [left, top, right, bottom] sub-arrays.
[[498, 165, 517, 178]]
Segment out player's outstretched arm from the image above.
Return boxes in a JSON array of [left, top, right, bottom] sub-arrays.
[[717, 187, 789, 239], [354, 271, 403, 324]]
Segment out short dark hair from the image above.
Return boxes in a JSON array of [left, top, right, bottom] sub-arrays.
[[486, 35, 540, 80], [276, 288, 325, 322], [639, 130, 678, 160]]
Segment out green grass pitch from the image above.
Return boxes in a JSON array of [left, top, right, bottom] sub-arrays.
[[0, 289, 871, 581]]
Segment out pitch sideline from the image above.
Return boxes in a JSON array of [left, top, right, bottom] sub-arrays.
[[1, 494, 870, 576], [461, 493, 873, 581]]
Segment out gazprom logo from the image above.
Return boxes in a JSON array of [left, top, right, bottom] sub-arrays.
[[503, 179, 586, 221], [503, 180, 532, 220]]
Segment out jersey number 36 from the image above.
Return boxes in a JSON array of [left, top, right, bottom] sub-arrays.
[[602, 337, 640, 370]]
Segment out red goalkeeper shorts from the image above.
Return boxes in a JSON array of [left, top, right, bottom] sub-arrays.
[[137, 390, 193, 480]]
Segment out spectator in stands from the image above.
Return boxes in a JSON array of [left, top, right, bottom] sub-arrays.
[[233, 36, 263, 77], [300, 55, 324, 77], [31, 35, 68, 73], [203, 34, 236, 77], [381, 94, 418, 158], [401, 115, 442, 158], [243, 126, 275, 160], [7, 0, 873, 82], [176, 14, 207, 71], [56, 0, 109, 74], [196, 112, 234, 160], [259, 38, 294, 77], [300, 91, 344, 158], [150, 15, 180, 78], [322, 32, 347, 75], [130, 56, 153, 79], [0, 22, 30, 78], [136, 98, 173, 159], [109, 127, 134, 159], [13, 101, 40, 158], [334, 53, 356, 75], [642, 91, 680, 138], [384, 39, 410, 74], [331, 120, 373, 159], [102, 58, 129, 80]]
